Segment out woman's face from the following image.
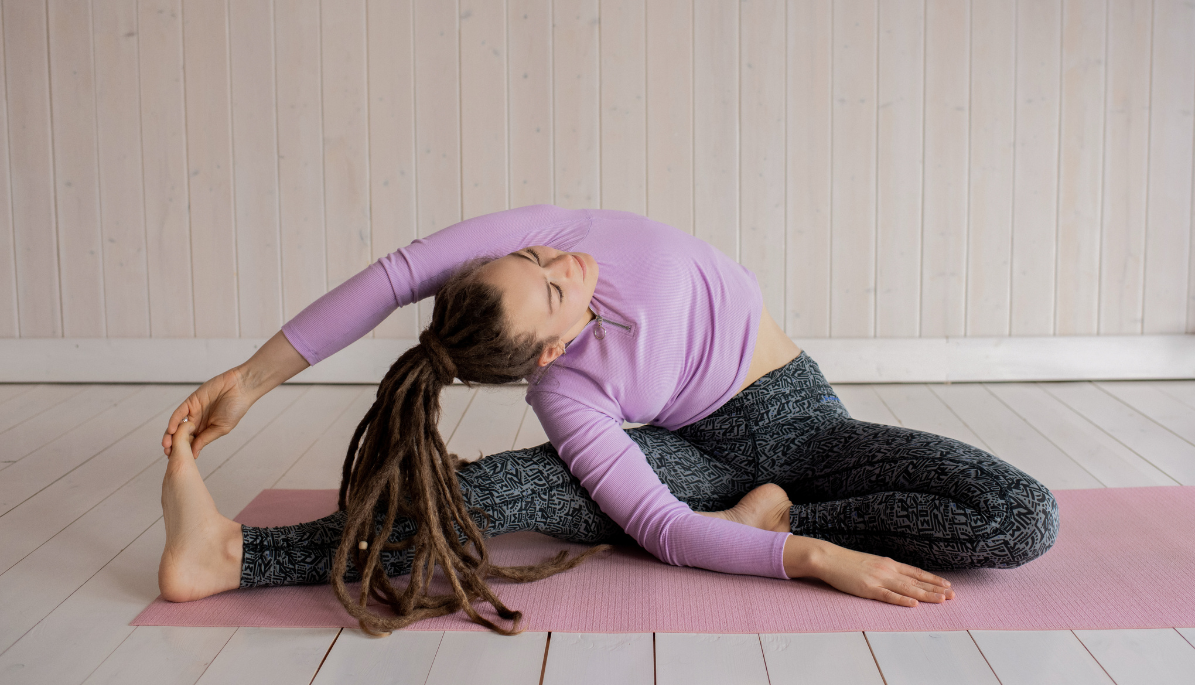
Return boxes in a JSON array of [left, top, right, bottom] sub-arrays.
[[478, 245, 599, 365]]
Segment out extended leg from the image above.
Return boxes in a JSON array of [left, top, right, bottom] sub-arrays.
[[239, 425, 751, 588]]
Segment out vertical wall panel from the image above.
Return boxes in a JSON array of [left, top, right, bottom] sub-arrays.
[[1055, 0, 1107, 335], [0, 4, 18, 337], [742, 0, 787, 323], [875, 0, 924, 337], [2, 0, 1190, 344], [599, 0, 645, 215], [138, 0, 192, 338], [414, 0, 461, 328], [321, 0, 370, 293], [829, 0, 876, 336], [1010, 0, 1062, 335], [276, 0, 326, 323], [229, 0, 281, 338], [785, 0, 832, 337], [6, 0, 61, 337], [645, 0, 691, 233], [553, 0, 600, 209], [1142, 0, 1194, 333], [461, 0, 508, 220], [920, 0, 968, 337], [367, 0, 418, 339], [508, 0, 552, 208], [1098, 0, 1151, 335], [965, 0, 1015, 336], [93, 0, 149, 337], [48, 0, 105, 337], [182, 0, 237, 337], [694, 0, 738, 261]]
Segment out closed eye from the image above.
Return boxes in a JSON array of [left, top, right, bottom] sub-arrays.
[[519, 248, 561, 310]]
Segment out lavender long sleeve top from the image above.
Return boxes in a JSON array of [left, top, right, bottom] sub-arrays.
[[280, 204, 792, 580]]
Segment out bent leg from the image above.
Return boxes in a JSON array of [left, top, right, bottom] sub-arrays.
[[776, 418, 1061, 571], [240, 425, 747, 588]]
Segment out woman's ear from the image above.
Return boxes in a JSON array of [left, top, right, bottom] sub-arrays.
[[537, 340, 566, 367]]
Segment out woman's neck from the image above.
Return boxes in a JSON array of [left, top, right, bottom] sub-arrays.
[[562, 306, 598, 347]]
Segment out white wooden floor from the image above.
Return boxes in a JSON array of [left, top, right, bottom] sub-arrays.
[[1, 379, 1194, 684]]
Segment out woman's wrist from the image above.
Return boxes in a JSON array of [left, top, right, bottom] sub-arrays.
[[237, 330, 311, 401], [782, 534, 827, 579]]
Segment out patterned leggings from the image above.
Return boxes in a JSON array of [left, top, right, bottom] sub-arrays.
[[240, 351, 1061, 587]]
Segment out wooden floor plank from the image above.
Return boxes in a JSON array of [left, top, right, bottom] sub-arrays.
[[1095, 381, 1195, 447], [0, 385, 185, 516], [0, 383, 89, 434], [1073, 629, 1195, 685], [0, 386, 192, 573], [311, 629, 443, 685], [439, 385, 478, 445], [760, 632, 884, 685], [270, 386, 374, 490], [985, 383, 1179, 488], [0, 386, 302, 657], [1040, 383, 1195, 485], [201, 386, 364, 517], [655, 634, 770, 685], [193, 627, 340, 685], [0, 384, 142, 471], [274, 385, 474, 491], [1149, 380, 1195, 412], [512, 405, 550, 450], [0, 520, 174, 684], [0, 383, 37, 405], [864, 631, 1000, 685], [0, 385, 359, 684], [448, 385, 528, 461], [928, 384, 1103, 490], [423, 631, 548, 685], [541, 633, 654, 685], [969, 630, 1115, 684], [834, 384, 901, 425], [80, 626, 236, 685], [2, 379, 1189, 685], [870, 384, 992, 451]]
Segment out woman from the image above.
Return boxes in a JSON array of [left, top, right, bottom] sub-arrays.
[[158, 204, 1059, 636]]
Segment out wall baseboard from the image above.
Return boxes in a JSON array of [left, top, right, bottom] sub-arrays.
[[1, 335, 1192, 384]]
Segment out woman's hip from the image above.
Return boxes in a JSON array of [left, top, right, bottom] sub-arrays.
[[674, 350, 851, 477]]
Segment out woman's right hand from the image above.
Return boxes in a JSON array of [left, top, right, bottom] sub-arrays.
[[161, 366, 255, 460], [813, 542, 955, 607]]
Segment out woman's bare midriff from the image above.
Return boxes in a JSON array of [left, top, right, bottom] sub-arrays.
[[738, 304, 802, 395]]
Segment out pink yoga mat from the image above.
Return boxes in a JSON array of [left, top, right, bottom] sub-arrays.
[[133, 486, 1195, 633]]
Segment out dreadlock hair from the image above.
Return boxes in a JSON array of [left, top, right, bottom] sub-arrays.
[[330, 255, 611, 637]]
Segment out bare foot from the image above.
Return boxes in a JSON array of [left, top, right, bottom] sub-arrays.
[[697, 483, 792, 533], [158, 417, 244, 602]]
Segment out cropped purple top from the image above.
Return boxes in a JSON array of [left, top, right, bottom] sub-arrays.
[[280, 204, 792, 580]]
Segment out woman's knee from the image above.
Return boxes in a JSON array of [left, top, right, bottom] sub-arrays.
[[978, 477, 1061, 569]]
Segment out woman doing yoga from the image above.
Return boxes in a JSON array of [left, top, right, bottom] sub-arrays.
[[158, 204, 1060, 636]]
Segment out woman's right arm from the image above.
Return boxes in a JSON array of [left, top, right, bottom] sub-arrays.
[[161, 329, 309, 459], [164, 204, 589, 457]]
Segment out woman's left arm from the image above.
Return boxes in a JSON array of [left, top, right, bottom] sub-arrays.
[[529, 390, 792, 580]]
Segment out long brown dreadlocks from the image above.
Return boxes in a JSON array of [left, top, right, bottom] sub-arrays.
[[330, 255, 610, 636]]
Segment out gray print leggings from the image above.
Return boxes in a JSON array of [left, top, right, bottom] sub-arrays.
[[239, 351, 1061, 587]]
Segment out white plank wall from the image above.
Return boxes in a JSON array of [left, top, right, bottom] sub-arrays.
[[0, 0, 1189, 351]]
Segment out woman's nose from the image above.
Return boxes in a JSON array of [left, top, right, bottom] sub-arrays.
[[550, 253, 576, 279]]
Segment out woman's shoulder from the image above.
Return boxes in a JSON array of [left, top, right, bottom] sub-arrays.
[[524, 374, 624, 424]]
